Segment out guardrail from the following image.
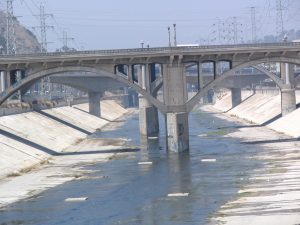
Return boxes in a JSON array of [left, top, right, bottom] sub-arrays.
[[0, 42, 300, 58]]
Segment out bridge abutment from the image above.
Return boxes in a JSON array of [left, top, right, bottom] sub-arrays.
[[88, 92, 102, 117], [231, 88, 242, 108]]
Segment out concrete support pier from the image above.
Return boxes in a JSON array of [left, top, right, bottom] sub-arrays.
[[0, 71, 6, 92], [281, 86, 296, 116], [138, 65, 159, 137], [88, 92, 102, 117], [139, 97, 159, 136], [166, 112, 189, 152], [231, 88, 242, 108], [280, 63, 296, 116], [163, 63, 189, 152]]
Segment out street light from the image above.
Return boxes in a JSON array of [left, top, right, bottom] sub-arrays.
[[140, 40, 144, 48], [168, 26, 171, 47], [173, 23, 177, 46]]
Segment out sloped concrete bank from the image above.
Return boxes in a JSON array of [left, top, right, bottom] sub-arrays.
[[0, 100, 134, 208], [214, 90, 300, 137], [209, 90, 300, 224], [0, 100, 128, 180]]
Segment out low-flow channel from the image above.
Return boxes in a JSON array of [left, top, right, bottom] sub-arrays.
[[0, 107, 263, 225]]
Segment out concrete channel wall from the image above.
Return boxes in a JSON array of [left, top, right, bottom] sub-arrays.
[[213, 90, 300, 137], [0, 100, 128, 180]]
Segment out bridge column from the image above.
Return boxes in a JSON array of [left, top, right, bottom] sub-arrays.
[[280, 63, 296, 116], [88, 92, 102, 117], [138, 65, 159, 136], [139, 97, 159, 136], [166, 112, 189, 152], [231, 88, 242, 108], [198, 62, 204, 89], [163, 63, 189, 152], [0, 71, 6, 92], [281, 86, 296, 116]]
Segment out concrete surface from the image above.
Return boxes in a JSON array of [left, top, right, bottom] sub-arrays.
[[214, 90, 300, 126], [0, 100, 127, 180], [268, 107, 300, 137], [198, 105, 300, 225]]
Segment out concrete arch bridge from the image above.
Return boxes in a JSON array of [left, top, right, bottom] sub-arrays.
[[0, 42, 299, 152]]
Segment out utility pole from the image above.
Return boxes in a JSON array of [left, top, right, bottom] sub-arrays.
[[173, 23, 177, 46], [168, 26, 171, 47], [6, 0, 16, 54], [34, 4, 53, 53], [250, 7, 257, 43]]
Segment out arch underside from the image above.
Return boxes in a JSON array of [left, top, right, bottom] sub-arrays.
[[186, 56, 300, 112], [0, 56, 299, 114], [0, 66, 167, 113]]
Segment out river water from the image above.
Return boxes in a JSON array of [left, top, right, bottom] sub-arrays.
[[0, 108, 262, 225]]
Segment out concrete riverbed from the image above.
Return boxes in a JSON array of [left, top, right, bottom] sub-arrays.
[[1, 100, 299, 224], [1, 91, 300, 224]]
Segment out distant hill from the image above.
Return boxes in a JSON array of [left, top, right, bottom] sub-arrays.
[[0, 10, 40, 54]]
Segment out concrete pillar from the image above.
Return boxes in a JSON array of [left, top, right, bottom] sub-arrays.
[[280, 63, 296, 116], [16, 70, 23, 102], [7, 70, 11, 87], [139, 99, 159, 136], [281, 86, 296, 116], [280, 63, 295, 85], [88, 92, 102, 117], [166, 112, 189, 152], [198, 62, 204, 90], [0, 71, 6, 92], [163, 63, 189, 152], [138, 65, 159, 136], [231, 88, 242, 108]]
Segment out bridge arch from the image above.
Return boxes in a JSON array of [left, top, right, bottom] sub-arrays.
[[186, 56, 300, 112], [0, 66, 167, 113]]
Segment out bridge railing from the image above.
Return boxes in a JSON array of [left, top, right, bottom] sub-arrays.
[[1, 42, 300, 58]]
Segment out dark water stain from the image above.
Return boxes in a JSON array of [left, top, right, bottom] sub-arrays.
[[0, 109, 263, 225]]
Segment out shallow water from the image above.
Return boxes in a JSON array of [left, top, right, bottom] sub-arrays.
[[0, 109, 262, 225]]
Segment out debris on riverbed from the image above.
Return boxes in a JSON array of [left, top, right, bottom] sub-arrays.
[[167, 193, 189, 197], [201, 159, 217, 162], [138, 162, 153, 165], [65, 197, 88, 202]]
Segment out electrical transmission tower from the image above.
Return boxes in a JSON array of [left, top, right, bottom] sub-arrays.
[[229, 17, 243, 44], [251, 7, 257, 43], [6, 0, 16, 54], [212, 19, 226, 44], [61, 30, 74, 51], [34, 4, 52, 52], [276, 0, 285, 37]]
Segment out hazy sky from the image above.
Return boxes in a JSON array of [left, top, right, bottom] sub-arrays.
[[4, 0, 300, 51]]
